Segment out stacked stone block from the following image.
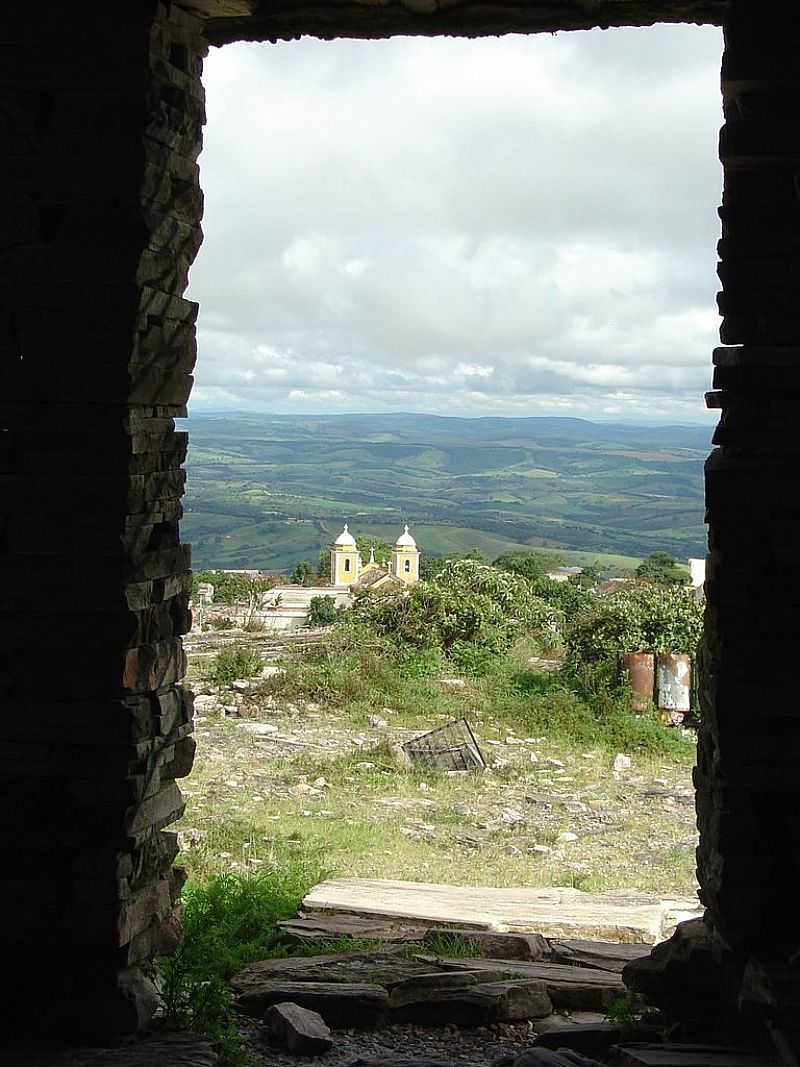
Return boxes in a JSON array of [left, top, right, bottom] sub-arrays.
[[0, 1, 206, 1038], [697, 0, 800, 1022]]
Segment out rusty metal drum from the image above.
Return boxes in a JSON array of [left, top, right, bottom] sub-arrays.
[[656, 653, 691, 725], [622, 651, 655, 712]]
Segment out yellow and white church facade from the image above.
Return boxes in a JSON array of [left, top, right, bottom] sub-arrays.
[[330, 524, 420, 590]]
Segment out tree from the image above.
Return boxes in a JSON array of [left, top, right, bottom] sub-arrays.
[[493, 551, 564, 582], [635, 552, 687, 586], [419, 549, 485, 582], [191, 570, 272, 605], [355, 536, 393, 564], [291, 560, 317, 586], [308, 596, 338, 627]]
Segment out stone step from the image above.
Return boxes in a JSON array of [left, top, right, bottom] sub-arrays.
[[390, 979, 554, 1027], [236, 979, 389, 1028], [425, 957, 625, 1012]]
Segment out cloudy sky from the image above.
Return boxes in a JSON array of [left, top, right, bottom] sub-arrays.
[[189, 24, 723, 424]]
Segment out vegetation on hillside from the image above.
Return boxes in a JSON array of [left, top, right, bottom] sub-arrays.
[[183, 412, 708, 571]]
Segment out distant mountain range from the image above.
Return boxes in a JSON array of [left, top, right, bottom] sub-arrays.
[[183, 411, 710, 573]]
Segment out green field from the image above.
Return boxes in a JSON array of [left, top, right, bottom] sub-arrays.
[[182, 411, 709, 573]]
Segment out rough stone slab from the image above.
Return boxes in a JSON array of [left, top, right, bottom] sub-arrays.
[[9, 1032, 218, 1066], [390, 979, 553, 1027], [237, 980, 389, 1028], [427, 957, 624, 1011], [266, 1001, 333, 1055], [550, 940, 652, 974], [232, 951, 431, 992], [612, 1045, 780, 1067], [388, 969, 518, 1000], [301, 879, 700, 944], [423, 928, 551, 960], [534, 1021, 624, 1055], [535, 1012, 608, 1033], [279, 913, 428, 942]]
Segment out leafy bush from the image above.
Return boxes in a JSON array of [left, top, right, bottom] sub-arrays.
[[192, 570, 275, 606], [209, 616, 235, 631], [308, 595, 338, 627], [159, 859, 325, 1063], [210, 645, 263, 687], [530, 575, 593, 624], [493, 550, 564, 582], [353, 560, 560, 664], [448, 639, 502, 677], [566, 583, 703, 667], [502, 671, 685, 755]]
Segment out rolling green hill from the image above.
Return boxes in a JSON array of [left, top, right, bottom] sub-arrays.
[[182, 412, 709, 573]]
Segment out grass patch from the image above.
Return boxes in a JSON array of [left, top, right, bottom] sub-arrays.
[[210, 645, 263, 688], [160, 854, 326, 1065]]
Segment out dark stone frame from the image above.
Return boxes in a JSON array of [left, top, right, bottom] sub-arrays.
[[3, 0, 798, 1043]]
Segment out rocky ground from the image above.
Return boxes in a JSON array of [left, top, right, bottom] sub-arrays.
[[178, 629, 698, 896]]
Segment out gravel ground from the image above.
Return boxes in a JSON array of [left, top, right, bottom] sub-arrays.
[[241, 1018, 538, 1067]]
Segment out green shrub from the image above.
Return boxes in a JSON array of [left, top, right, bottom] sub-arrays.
[[159, 858, 325, 1063], [503, 677, 684, 755], [566, 583, 703, 668], [308, 595, 338, 627], [210, 645, 263, 687], [209, 616, 235, 631], [448, 639, 502, 677]]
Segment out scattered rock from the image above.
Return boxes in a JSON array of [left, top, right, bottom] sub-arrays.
[[265, 1001, 334, 1055], [501, 808, 526, 826], [239, 722, 279, 735], [355, 762, 376, 771], [193, 695, 219, 713], [557, 832, 578, 843], [441, 678, 466, 689], [612, 754, 632, 772], [369, 715, 389, 728], [545, 759, 565, 769]]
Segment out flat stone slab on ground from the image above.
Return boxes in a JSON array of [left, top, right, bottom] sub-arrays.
[[550, 940, 652, 974], [422, 928, 551, 960], [302, 879, 701, 944], [9, 1033, 218, 1066], [534, 1021, 624, 1055], [280, 913, 429, 942], [390, 979, 554, 1026], [232, 951, 431, 993], [427, 957, 624, 1011], [237, 980, 389, 1028], [265, 1002, 334, 1055], [611, 1045, 780, 1067]]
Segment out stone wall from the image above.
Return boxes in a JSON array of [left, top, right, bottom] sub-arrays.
[[0, 1, 206, 1038], [697, 0, 800, 1022]]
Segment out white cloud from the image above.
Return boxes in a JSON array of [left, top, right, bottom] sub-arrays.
[[189, 24, 723, 423]]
